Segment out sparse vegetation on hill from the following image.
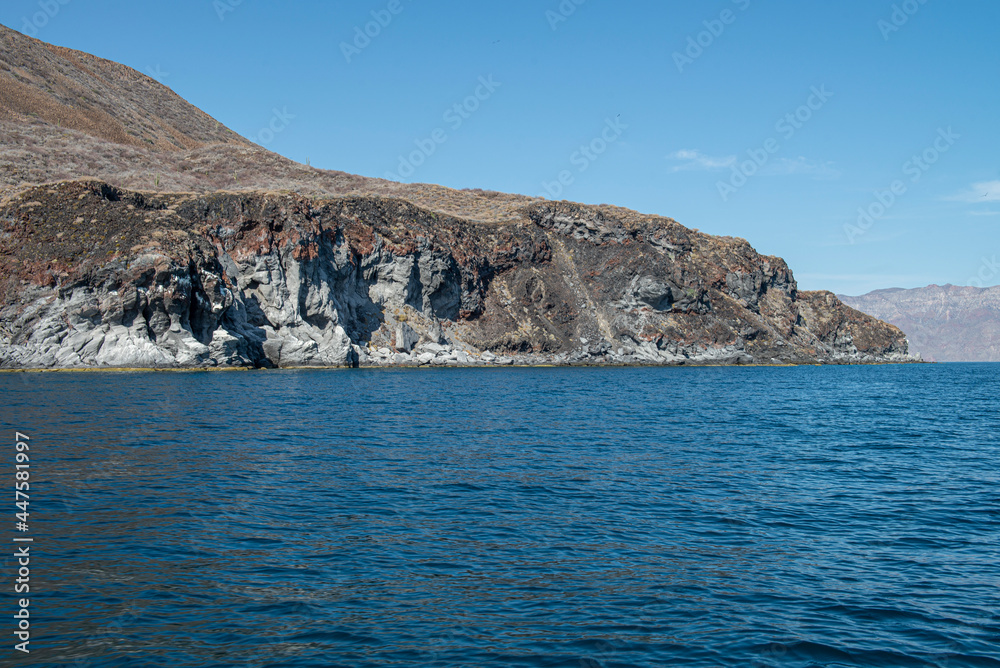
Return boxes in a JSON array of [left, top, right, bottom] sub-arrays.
[[0, 23, 913, 369]]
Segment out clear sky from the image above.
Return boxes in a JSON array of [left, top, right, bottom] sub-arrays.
[[3, 0, 998, 295]]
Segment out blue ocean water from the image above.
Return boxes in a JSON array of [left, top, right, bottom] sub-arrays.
[[2, 363, 999, 667]]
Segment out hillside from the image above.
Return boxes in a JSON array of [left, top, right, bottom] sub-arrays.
[[0, 23, 536, 224], [840, 285, 1000, 362], [0, 24, 248, 151], [0, 25, 912, 368]]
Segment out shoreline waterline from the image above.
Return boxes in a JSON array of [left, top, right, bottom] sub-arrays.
[[0, 360, 932, 373]]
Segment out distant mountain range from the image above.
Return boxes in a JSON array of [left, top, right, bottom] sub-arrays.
[[839, 285, 1000, 362]]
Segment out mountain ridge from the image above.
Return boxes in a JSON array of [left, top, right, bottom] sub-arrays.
[[0, 24, 913, 368], [839, 284, 1000, 362]]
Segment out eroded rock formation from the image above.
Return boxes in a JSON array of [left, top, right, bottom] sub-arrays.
[[0, 180, 912, 368]]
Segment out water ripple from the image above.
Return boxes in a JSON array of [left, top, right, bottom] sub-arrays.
[[2, 363, 998, 666]]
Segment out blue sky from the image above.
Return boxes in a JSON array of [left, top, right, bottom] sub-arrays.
[[3, 0, 998, 294]]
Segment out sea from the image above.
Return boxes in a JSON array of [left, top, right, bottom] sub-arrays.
[[2, 363, 998, 667]]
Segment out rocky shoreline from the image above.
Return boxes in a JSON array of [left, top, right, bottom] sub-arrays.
[[1, 181, 915, 371], [0, 27, 917, 371], [356, 340, 910, 369]]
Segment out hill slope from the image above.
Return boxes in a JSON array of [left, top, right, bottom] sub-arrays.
[[0, 25, 912, 368], [0, 24, 248, 151], [0, 23, 535, 223], [839, 285, 1000, 362]]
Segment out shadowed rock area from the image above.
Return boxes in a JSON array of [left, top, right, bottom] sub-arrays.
[[0, 181, 912, 368], [0, 24, 912, 368]]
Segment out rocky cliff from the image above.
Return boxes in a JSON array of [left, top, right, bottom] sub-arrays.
[[0, 180, 911, 368], [840, 285, 1000, 362], [0, 24, 912, 368]]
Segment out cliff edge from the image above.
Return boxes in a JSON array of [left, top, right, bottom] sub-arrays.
[[0, 25, 911, 368], [0, 181, 910, 367]]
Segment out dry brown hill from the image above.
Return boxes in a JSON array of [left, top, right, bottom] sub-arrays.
[[0, 23, 248, 150], [0, 24, 913, 369], [0, 23, 539, 224]]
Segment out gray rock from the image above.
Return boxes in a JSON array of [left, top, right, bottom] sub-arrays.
[[0, 183, 914, 370], [395, 323, 418, 353], [426, 319, 448, 345]]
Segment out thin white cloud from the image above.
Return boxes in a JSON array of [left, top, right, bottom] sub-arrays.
[[667, 150, 839, 179], [798, 273, 926, 283], [764, 156, 841, 179], [968, 210, 1000, 216], [666, 149, 736, 172], [797, 273, 932, 295], [948, 180, 1000, 203]]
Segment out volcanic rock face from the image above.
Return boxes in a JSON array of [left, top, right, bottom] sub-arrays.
[[0, 23, 912, 368], [840, 285, 1000, 362], [0, 180, 911, 368]]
